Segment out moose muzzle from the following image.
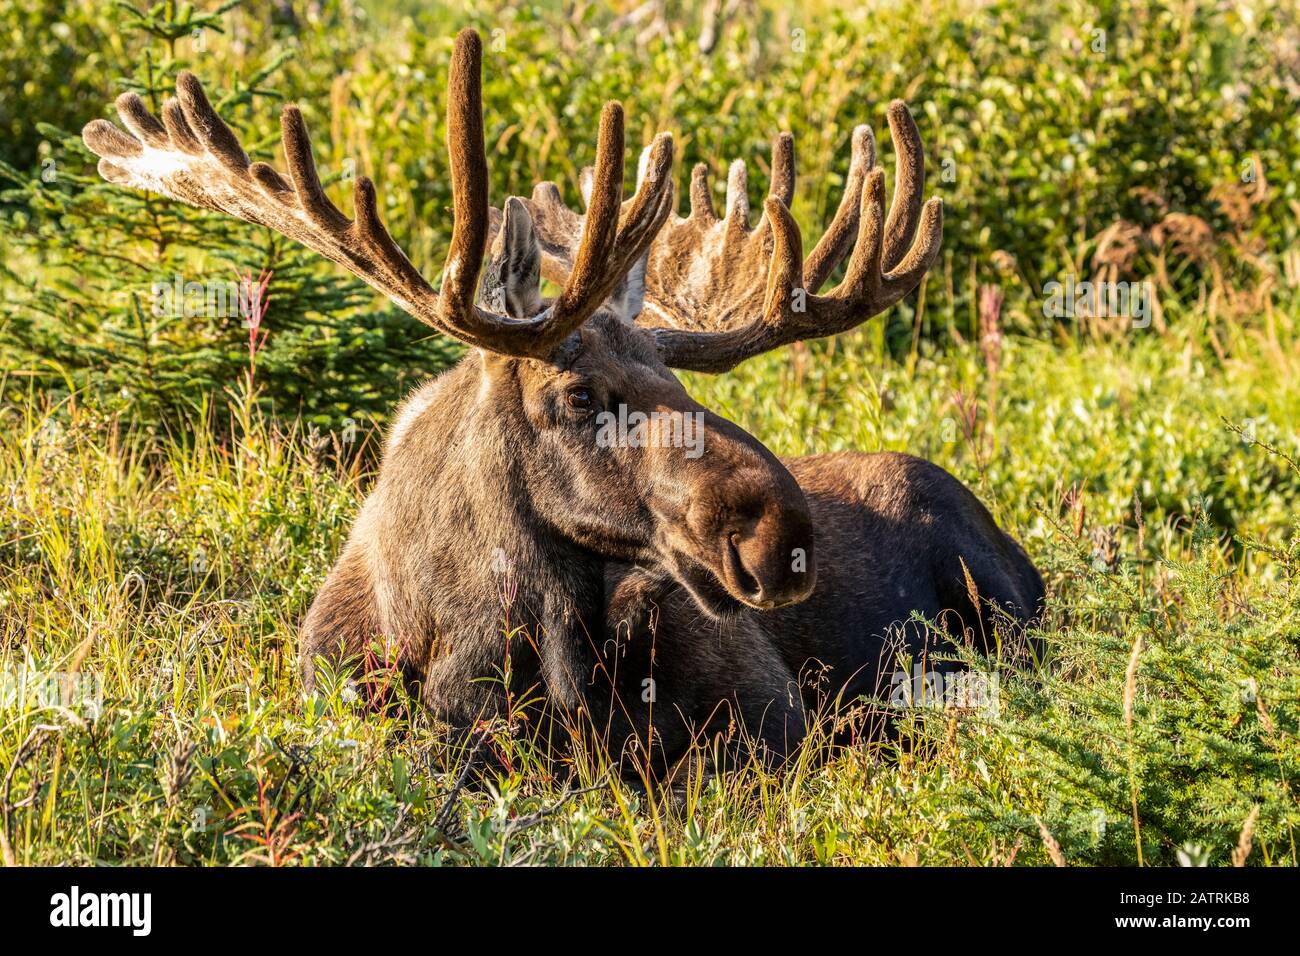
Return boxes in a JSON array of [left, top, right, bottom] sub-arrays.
[[657, 410, 817, 613], [720, 498, 816, 609]]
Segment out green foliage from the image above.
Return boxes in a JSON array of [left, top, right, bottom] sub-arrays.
[[0, 0, 111, 170], [2, 330, 1297, 865], [3, 0, 1298, 426], [912, 511, 1300, 865], [1, 0, 459, 427]]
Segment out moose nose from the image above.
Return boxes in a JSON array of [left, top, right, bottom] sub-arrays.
[[721, 507, 816, 609]]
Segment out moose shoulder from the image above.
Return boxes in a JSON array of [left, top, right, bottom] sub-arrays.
[[83, 28, 1043, 773]]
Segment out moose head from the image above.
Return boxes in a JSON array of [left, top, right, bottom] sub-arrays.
[[82, 30, 942, 685]]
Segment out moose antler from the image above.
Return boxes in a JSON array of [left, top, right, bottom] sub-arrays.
[[82, 29, 674, 359], [641, 103, 943, 373]]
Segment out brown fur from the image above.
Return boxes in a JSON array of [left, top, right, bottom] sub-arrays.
[[300, 312, 1043, 771]]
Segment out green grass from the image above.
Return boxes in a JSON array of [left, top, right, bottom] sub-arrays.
[[2, 326, 1297, 866], [3, 0, 1298, 867]]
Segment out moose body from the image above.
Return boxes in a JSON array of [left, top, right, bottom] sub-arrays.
[[300, 320, 1042, 768], [83, 28, 1043, 773], [597, 452, 1043, 764]]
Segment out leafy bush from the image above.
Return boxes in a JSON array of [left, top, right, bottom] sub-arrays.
[[3, 0, 1298, 425]]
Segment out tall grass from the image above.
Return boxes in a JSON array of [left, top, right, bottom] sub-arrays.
[[2, 323, 1296, 865]]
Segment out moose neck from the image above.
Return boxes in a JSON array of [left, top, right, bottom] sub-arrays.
[[374, 354, 604, 712]]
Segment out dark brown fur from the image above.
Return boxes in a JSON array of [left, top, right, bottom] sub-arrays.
[[300, 313, 1043, 773]]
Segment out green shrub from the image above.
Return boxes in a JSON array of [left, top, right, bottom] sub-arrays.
[[3, 0, 1298, 426]]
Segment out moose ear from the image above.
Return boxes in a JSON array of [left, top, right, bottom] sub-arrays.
[[481, 196, 543, 319], [605, 251, 648, 323]]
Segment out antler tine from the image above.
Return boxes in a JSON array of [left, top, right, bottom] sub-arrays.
[[724, 160, 749, 234], [114, 92, 170, 150], [580, 132, 676, 243], [761, 196, 805, 323], [768, 132, 796, 208], [159, 98, 204, 154], [610, 133, 676, 272], [648, 102, 942, 373], [830, 167, 887, 304], [803, 124, 875, 292], [278, 104, 349, 231], [437, 30, 674, 353], [175, 73, 251, 175], [434, 28, 494, 338], [883, 195, 944, 289], [689, 163, 716, 221], [549, 102, 626, 324], [880, 100, 925, 272]]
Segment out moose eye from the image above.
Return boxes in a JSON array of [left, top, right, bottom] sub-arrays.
[[565, 386, 594, 411]]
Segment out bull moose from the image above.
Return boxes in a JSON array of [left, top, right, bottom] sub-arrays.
[[83, 29, 1043, 774]]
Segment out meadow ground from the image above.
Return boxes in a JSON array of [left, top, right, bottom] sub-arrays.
[[2, 323, 1297, 866]]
